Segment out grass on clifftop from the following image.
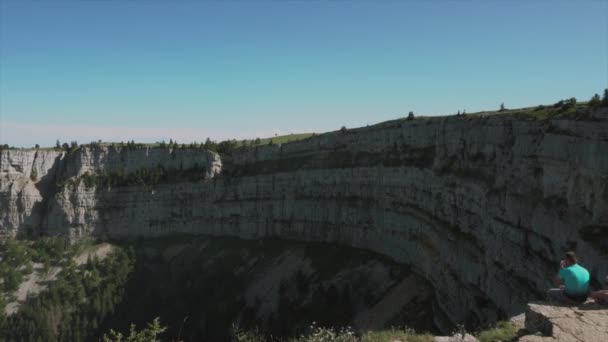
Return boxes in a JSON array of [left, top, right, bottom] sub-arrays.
[[236, 133, 315, 147], [6, 93, 606, 151], [477, 321, 518, 342]]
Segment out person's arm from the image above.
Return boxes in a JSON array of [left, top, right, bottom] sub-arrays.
[[554, 260, 565, 286], [554, 274, 563, 286]]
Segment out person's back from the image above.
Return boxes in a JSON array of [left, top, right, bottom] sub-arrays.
[[559, 263, 590, 296]]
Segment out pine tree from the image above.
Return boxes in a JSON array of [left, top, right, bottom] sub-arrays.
[[589, 93, 601, 107], [602, 89, 608, 106]]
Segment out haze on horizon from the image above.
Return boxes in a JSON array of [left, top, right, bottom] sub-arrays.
[[1, 0, 607, 148]]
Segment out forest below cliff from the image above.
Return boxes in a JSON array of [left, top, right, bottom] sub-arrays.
[[0, 236, 430, 342], [0, 236, 525, 342]]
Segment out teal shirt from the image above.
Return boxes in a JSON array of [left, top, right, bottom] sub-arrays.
[[559, 264, 590, 295]]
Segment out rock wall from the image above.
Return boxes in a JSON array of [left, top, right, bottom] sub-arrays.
[[1, 109, 607, 331], [0, 147, 221, 238], [0, 149, 63, 237]]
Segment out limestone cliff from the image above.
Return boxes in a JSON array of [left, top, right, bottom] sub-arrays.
[[1, 108, 607, 331]]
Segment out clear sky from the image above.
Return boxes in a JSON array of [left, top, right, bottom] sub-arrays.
[[1, 0, 607, 147]]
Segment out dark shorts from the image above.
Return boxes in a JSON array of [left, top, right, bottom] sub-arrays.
[[564, 291, 588, 303], [547, 288, 588, 304]]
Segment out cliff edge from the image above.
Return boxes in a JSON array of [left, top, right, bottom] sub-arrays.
[[520, 302, 608, 342], [1, 107, 607, 331]]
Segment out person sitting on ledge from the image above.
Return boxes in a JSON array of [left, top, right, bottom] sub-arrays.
[[547, 251, 590, 304], [590, 276, 608, 305]]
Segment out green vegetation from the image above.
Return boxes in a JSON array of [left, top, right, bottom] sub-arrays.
[[229, 322, 517, 342], [0, 244, 134, 342], [2, 237, 518, 342], [589, 93, 601, 107], [476, 321, 518, 342], [102, 317, 166, 342], [50, 133, 315, 157], [0, 238, 70, 294], [70, 165, 211, 190], [361, 328, 434, 342], [240, 133, 314, 147], [231, 324, 434, 342], [114, 321, 435, 342]]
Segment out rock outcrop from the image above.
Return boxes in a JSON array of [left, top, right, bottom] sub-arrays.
[[520, 302, 608, 341], [1, 108, 607, 332]]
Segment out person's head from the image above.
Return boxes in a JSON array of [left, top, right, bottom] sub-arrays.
[[564, 251, 578, 266]]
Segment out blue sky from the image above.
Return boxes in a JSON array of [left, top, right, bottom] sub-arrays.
[[1, 1, 607, 147]]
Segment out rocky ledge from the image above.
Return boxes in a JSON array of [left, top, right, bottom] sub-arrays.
[[519, 302, 608, 342], [431, 301, 608, 341]]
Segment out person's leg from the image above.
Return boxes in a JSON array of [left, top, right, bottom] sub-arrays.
[[547, 288, 575, 304], [590, 290, 608, 305]]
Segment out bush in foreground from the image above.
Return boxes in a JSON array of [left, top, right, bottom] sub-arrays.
[[105, 318, 515, 342], [103, 317, 166, 342], [477, 321, 517, 342]]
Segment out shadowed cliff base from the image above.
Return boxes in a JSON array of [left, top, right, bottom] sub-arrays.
[[101, 235, 441, 342]]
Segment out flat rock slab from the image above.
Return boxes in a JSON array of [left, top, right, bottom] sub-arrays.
[[524, 302, 608, 342]]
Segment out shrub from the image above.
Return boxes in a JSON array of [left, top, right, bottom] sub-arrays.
[[30, 168, 38, 182], [82, 172, 97, 189], [217, 139, 239, 155], [103, 317, 166, 342], [299, 324, 357, 342], [477, 321, 517, 342], [589, 93, 601, 107], [362, 328, 433, 342], [231, 325, 267, 342]]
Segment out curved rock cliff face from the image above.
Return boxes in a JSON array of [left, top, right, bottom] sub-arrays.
[[1, 110, 607, 331]]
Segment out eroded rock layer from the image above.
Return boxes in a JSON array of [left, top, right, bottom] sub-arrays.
[[1, 109, 607, 331]]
